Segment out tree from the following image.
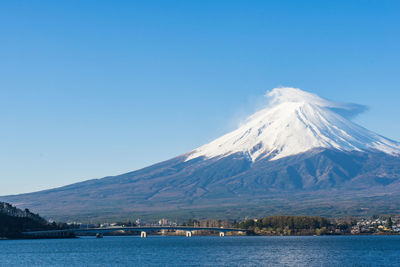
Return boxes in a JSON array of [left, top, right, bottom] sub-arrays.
[[387, 217, 393, 229], [316, 228, 321, 236]]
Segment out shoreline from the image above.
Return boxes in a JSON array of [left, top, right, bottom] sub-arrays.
[[2, 233, 399, 240]]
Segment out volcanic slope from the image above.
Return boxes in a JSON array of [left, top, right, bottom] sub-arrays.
[[2, 87, 400, 220]]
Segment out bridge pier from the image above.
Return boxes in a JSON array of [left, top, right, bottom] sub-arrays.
[[23, 227, 246, 239], [141, 231, 147, 238]]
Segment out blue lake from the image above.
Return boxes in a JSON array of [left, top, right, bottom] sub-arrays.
[[1, 235, 399, 266]]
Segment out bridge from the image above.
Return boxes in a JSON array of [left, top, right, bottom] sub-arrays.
[[22, 226, 247, 238]]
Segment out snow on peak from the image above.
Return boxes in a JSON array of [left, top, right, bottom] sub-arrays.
[[265, 87, 368, 119], [186, 87, 400, 162], [267, 87, 332, 106]]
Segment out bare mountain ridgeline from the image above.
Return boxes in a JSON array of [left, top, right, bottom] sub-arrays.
[[3, 150, 400, 221], [1, 88, 400, 220]]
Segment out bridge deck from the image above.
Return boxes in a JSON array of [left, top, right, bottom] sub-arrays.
[[23, 226, 247, 236]]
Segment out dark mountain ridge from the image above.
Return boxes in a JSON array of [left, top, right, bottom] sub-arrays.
[[2, 149, 400, 221]]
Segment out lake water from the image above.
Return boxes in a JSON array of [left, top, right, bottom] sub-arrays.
[[1, 235, 399, 266]]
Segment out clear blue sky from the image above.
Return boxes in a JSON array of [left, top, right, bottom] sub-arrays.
[[1, 0, 399, 195]]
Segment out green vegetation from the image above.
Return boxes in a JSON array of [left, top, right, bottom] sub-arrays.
[[387, 217, 393, 229], [0, 202, 68, 238], [235, 216, 332, 235], [2, 200, 399, 238]]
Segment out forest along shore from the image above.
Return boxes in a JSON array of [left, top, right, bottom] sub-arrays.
[[1, 201, 399, 239]]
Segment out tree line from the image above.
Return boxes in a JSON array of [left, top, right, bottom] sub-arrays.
[[0, 202, 70, 238], [235, 215, 332, 235]]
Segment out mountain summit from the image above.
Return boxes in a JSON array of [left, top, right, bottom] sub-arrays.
[[2, 88, 400, 220], [187, 87, 400, 161]]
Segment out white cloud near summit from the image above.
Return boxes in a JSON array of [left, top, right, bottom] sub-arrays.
[[265, 87, 368, 119]]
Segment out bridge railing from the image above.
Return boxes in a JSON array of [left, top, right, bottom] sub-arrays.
[[23, 226, 247, 238]]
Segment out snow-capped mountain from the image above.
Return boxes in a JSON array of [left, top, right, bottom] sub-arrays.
[[2, 87, 400, 220], [187, 87, 400, 162]]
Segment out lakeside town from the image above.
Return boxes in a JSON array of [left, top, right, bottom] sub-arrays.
[[64, 215, 400, 236], [2, 201, 400, 238]]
